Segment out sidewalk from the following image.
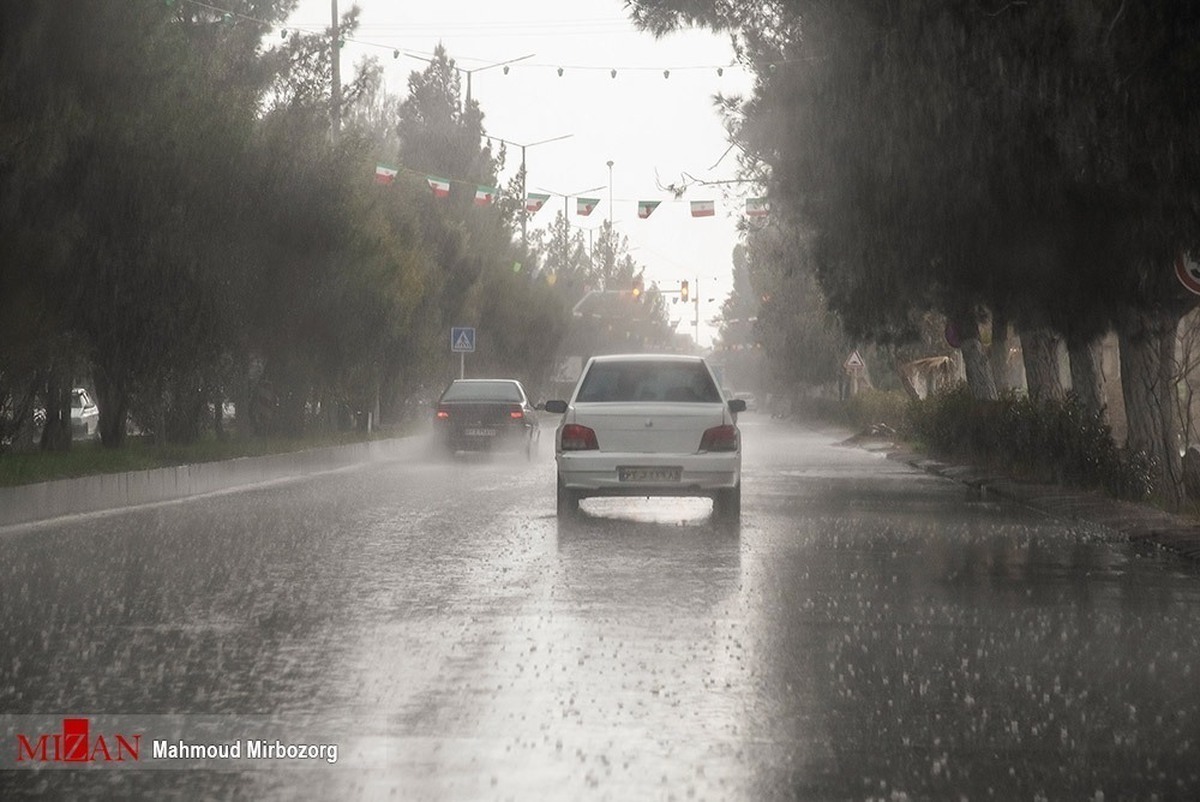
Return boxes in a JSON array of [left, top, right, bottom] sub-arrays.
[[850, 434, 1200, 563]]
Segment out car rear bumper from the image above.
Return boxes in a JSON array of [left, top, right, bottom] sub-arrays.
[[440, 423, 533, 452], [557, 451, 740, 494]]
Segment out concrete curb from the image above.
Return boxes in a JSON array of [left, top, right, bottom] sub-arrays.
[[0, 436, 418, 528], [879, 446, 1200, 562]]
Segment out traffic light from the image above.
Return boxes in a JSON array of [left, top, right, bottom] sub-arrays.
[[680, 280, 689, 303], [632, 275, 644, 300]]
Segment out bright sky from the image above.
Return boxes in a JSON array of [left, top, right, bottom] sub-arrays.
[[286, 0, 758, 346]]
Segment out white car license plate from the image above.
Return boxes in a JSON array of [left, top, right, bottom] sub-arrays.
[[464, 428, 496, 437], [618, 466, 682, 483]]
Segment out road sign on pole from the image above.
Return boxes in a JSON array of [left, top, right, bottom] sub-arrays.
[[450, 327, 476, 353], [451, 327, 475, 379], [1176, 252, 1200, 296]]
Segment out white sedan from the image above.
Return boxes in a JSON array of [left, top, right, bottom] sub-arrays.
[[544, 354, 745, 520]]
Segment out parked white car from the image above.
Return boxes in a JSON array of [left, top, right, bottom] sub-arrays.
[[545, 354, 745, 520], [71, 388, 99, 439]]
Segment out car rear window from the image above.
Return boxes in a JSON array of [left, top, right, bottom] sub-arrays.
[[575, 361, 722, 403], [440, 381, 523, 402]]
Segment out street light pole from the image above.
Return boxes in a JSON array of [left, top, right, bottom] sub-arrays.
[[538, 183, 606, 240], [406, 53, 535, 110], [606, 160, 614, 224], [490, 134, 573, 251], [606, 160, 614, 283]]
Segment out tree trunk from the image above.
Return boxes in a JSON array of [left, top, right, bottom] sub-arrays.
[[959, 321, 997, 400], [93, 362, 129, 448], [39, 372, 72, 452], [1118, 308, 1184, 508], [893, 353, 921, 402], [989, 311, 1011, 394], [1067, 337, 1107, 423], [1019, 326, 1064, 402]]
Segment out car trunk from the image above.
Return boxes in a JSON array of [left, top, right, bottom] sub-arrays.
[[572, 402, 725, 453], [444, 402, 518, 430]]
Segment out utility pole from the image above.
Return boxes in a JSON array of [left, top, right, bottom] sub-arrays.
[[694, 277, 701, 347], [330, 0, 341, 142]]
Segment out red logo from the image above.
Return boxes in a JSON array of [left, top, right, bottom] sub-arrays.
[[16, 718, 140, 763]]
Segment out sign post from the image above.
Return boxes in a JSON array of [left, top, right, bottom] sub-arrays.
[[843, 349, 866, 398], [450, 327, 476, 379]]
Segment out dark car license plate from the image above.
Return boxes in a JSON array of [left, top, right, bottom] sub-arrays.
[[464, 428, 496, 437], [618, 466, 682, 483]]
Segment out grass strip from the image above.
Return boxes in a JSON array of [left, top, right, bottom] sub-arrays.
[[0, 427, 412, 488]]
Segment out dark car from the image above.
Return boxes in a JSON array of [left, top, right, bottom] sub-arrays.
[[434, 379, 540, 457]]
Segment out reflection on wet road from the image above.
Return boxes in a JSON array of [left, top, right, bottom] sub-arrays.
[[2, 416, 1199, 799]]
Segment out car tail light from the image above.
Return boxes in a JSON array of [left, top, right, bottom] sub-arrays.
[[509, 405, 524, 419], [560, 423, 598, 451], [435, 407, 450, 420], [700, 424, 739, 452]]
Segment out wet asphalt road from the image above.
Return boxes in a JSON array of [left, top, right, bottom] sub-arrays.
[[2, 415, 1200, 800]]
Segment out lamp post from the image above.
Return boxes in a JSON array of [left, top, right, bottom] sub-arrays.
[[606, 160, 614, 223], [405, 52, 535, 109], [606, 160, 614, 283], [534, 183, 606, 293], [490, 134, 573, 250], [537, 183, 606, 238]]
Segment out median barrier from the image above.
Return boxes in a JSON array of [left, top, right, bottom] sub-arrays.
[[0, 436, 415, 528]]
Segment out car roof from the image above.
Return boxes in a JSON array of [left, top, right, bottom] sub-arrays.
[[588, 354, 705, 364]]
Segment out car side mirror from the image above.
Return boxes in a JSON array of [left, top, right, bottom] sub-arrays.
[[543, 400, 568, 414], [728, 399, 747, 413]]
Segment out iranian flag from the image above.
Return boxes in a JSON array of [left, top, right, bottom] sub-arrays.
[[426, 176, 450, 198], [745, 197, 769, 217], [637, 200, 661, 219], [526, 192, 550, 213], [577, 197, 600, 216], [474, 185, 496, 206], [374, 164, 398, 184], [690, 200, 715, 217]]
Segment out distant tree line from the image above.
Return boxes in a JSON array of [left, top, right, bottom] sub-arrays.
[[0, 1, 668, 453], [632, 0, 1200, 506]]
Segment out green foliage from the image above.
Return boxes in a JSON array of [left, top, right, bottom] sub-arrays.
[[910, 385, 1156, 500], [0, 5, 576, 449], [743, 225, 852, 387], [798, 389, 911, 433], [846, 390, 912, 434]]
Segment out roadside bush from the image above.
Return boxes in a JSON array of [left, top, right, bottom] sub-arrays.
[[796, 388, 911, 433], [845, 389, 912, 433], [909, 383, 1155, 500]]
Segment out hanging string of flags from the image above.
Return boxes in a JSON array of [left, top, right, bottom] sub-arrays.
[[375, 163, 769, 218]]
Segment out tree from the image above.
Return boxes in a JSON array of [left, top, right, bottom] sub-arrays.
[[628, 0, 1200, 505]]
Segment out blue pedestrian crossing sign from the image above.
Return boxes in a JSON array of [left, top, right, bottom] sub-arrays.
[[450, 326, 476, 353]]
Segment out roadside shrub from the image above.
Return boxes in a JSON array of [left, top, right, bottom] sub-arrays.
[[910, 384, 996, 456], [845, 389, 912, 433], [909, 383, 1155, 500]]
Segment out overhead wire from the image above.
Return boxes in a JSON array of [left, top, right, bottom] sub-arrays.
[[167, 0, 819, 76]]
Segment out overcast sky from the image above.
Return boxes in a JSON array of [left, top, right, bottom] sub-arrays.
[[287, 0, 757, 345]]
